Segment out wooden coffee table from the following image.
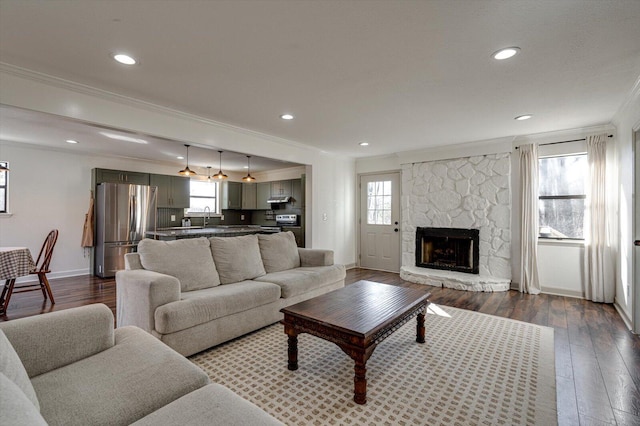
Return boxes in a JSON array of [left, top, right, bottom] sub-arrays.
[[280, 280, 431, 404]]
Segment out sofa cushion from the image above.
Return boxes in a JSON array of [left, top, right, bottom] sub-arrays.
[[131, 383, 285, 426], [209, 235, 266, 284], [154, 281, 281, 334], [254, 265, 346, 298], [258, 231, 301, 273], [0, 373, 47, 426], [31, 326, 209, 426], [0, 329, 40, 410], [138, 238, 220, 291]]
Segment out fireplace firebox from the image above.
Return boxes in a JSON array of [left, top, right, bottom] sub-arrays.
[[415, 227, 480, 274]]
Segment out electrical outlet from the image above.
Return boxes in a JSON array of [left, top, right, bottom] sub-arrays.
[[241, 214, 245, 221], [322, 213, 328, 221], [221, 215, 224, 221], [170, 215, 176, 221]]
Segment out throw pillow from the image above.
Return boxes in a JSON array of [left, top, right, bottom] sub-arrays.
[[0, 330, 40, 411], [209, 235, 266, 284], [137, 238, 220, 292], [258, 231, 300, 273]]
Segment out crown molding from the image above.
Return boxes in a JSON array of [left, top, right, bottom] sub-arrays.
[[396, 136, 515, 165], [0, 62, 319, 154], [614, 72, 640, 120], [513, 123, 616, 146]]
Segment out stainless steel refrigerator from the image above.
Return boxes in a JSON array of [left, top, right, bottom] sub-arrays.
[[95, 183, 157, 278]]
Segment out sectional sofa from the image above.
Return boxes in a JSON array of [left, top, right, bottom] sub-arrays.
[[116, 231, 346, 356], [0, 304, 283, 425]]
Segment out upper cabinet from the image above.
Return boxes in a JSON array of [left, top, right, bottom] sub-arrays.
[[241, 183, 257, 210], [271, 180, 292, 197], [257, 182, 271, 210], [291, 177, 304, 208], [150, 174, 190, 208], [95, 168, 149, 185], [221, 181, 242, 210]]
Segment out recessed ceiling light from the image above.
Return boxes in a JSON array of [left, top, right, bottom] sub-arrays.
[[176, 156, 184, 160], [66, 139, 79, 144], [280, 114, 294, 120], [514, 114, 533, 121], [112, 53, 137, 65], [492, 47, 520, 60], [359, 142, 369, 146]]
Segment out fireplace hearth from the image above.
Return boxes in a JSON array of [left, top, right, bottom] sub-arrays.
[[415, 227, 480, 274]]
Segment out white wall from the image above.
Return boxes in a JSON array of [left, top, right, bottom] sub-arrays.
[[611, 78, 640, 329], [0, 68, 357, 277]]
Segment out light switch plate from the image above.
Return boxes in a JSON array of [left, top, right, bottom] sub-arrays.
[[170, 215, 176, 221]]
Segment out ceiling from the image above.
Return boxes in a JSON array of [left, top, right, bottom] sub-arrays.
[[1, 0, 640, 164]]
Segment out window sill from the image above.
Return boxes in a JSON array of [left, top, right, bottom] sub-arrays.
[[0, 212, 13, 218], [538, 238, 584, 247]]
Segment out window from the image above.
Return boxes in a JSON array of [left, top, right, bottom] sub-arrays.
[[0, 162, 7, 213], [366, 180, 392, 225], [186, 180, 219, 215], [538, 154, 587, 239]]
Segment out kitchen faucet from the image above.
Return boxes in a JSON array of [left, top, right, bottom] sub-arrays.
[[203, 206, 210, 227]]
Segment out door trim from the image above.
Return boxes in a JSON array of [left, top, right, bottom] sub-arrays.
[[357, 170, 402, 272]]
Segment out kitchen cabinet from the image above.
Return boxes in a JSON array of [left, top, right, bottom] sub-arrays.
[[282, 226, 304, 247], [271, 180, 292, 197], [95, 168, 149, 185], [221, 181, 242, 210], [241, 183, 257, 210], [150, 174, 191, 208], [291, 178, 304, 207], [257, 182, 271, 210]]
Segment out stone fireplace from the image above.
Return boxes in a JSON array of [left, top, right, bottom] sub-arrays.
[[415, 227, 479, 274], [400, 152, 512, 292]]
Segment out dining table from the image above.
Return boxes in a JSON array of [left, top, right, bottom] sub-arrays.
[[0, 247, 36, 314]]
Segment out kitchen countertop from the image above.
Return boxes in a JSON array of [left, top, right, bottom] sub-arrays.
[[147, 225, 268, 240]]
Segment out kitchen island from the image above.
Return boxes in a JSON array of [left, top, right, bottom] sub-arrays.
[[147, 225, 276, 240]]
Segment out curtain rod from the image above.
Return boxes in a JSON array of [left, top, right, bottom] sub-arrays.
[[514, 134, 613, 149]]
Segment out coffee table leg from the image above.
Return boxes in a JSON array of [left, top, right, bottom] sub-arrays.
[[416, 310, 425, 343], [287, 332, 298, 371], [354, 359, 367, 404]]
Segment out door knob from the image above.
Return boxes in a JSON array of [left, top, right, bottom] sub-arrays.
[[635, 240, 640, 246], [394, 228, 399, 232], [395, 221, 399, 225]]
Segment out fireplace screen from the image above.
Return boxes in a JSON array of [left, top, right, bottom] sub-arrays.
[[415, 227, 480, 274]]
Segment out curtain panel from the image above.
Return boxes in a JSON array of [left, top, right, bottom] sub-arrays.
[[519, 144, 541, 294]]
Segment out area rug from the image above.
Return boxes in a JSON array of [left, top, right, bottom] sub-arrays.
[[190, 305, 557, 425]]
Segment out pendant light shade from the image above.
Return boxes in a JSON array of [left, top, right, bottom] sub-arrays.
[[206, 166, 212, 181], [242, 155, 256, 182], [212, 151, 228, 180], [178, 144, 196, 176], [0, 163, 9, 172]]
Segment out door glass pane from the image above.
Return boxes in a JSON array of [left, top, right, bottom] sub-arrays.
[[367, 180, 392, 225]]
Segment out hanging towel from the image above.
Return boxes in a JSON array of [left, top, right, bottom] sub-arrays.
[[81, 191, 94, 247]]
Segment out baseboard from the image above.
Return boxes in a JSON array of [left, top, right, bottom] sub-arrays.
[[614, 300, 634, 332], [14, 268, 90, 284], [344, 263, 357, 270], [511, 281, 585, 298]]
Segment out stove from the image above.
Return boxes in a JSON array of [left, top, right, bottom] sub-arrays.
[[276, 214, 298, 226]]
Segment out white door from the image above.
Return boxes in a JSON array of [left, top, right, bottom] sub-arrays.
[[634, 131, 640, 333], [359, 172, 401, 272]]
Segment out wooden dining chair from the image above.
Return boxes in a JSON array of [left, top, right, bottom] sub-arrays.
[[7, 229, 59, 306]]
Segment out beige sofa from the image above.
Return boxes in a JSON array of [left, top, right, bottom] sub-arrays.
[[0, 304, 283, 426], [116, 231, 346, 356]]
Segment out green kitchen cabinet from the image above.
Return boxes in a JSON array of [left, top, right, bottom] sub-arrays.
[[242, 182, 257, 210], [150, 174, 191, 208], [257, 182, 271, 210], [222, 181, 242, 210], [95, 168, 149, 185], [270, 180, 292, 197], [291, 178, 304, 208]]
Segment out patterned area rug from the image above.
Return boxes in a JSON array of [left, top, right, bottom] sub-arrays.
[[190, 305, 557, 425]]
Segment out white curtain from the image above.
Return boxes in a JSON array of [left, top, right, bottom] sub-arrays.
[[584, 134, 616, 303], [519, 144, 541, 294]]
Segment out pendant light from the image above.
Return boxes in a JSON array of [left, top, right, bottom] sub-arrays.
[[178, 144, 196, 176], [242, 155, 256, 182], [212, 151, 228, 180], [206, 166, 212, 181], [0, 163, 9, 172]]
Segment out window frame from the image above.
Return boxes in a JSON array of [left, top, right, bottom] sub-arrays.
[[537, 152, 587, 241], [0, 162, 8, 214], [184, 179, 222, 217]]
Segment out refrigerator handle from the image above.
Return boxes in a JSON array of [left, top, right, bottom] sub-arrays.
[[129, 194, 137, 239]]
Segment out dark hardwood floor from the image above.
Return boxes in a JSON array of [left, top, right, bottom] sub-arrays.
[[2, 268, 639, 425]]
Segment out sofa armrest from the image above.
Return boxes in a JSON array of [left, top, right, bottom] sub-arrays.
[[298, 248, 334, 267], [0, 304, 114, 378], [116, 269, 181, 333], [125, 252, 144, 270]]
